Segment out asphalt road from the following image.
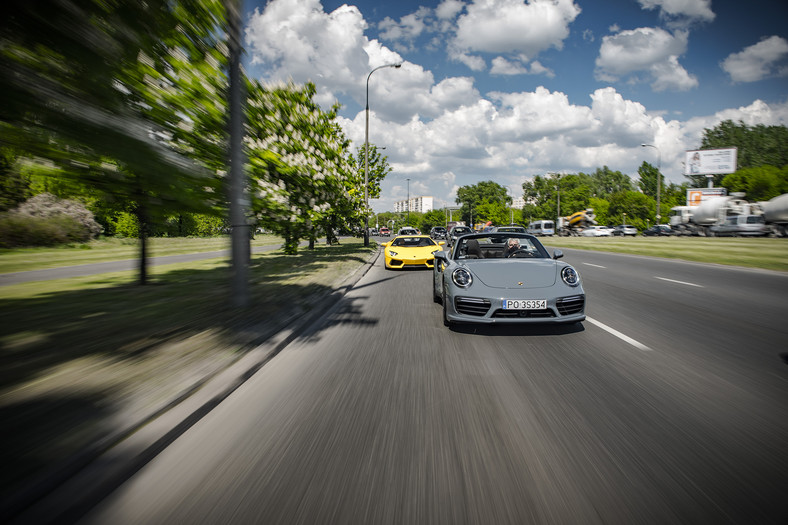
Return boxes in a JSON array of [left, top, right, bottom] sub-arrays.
[[81, 243, 788, 524]]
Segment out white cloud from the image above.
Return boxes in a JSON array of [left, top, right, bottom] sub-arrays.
[[378, 7, 431, 52], [595, 27, 698, 91], [490, 57, 529, 75], [638, 0, 715, 25], [721, 36, 788, 83], [451, 0, 581, 57]]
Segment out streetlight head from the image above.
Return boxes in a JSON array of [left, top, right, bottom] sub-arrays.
[[393, 63, 402, 68]]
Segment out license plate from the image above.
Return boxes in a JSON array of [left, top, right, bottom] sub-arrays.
[[502, 299, 547, 310]]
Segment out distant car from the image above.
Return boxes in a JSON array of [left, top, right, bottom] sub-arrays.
[[381, 235, 445, 270], [447, 225, 474, 247], [611, 224, 637, 236], [398, 227, 420, 236], [430, 226, 447, 239], [581, 225, 612, 237], [493, 224, 527, 234], [709, 214, 769, 237], [433, 232, 585, 327], [379, 227, 391, 237], [642, 224, 675, 236]]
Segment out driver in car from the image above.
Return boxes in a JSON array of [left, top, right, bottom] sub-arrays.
[[504, 237, 520, 257]]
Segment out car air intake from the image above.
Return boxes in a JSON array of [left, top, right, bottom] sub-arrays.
[[455, 297, 491, 316], [492, 309, 555, 318], [556, 295, 585, 315]]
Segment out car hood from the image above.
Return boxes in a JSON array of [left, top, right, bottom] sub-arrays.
[[469, 260, 557, 289]]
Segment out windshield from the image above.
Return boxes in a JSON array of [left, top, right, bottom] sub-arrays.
[[453, 234, 549, 259], [452, 227, 472, 235], [391, 236, 436, 247]]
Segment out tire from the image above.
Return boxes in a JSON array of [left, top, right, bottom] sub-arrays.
[[442, 287, 452, 327]]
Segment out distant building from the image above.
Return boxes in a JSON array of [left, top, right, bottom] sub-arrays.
[[394, 196, 433, 213], [511, 197, 525, 210]]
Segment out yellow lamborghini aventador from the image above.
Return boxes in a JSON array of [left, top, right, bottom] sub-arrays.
[[382, 235, 445, 269]]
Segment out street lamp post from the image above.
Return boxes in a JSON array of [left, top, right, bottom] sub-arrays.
[[406, 177, 410, 226], [364, 62, 402, 246], [641, 143, 662, 225]]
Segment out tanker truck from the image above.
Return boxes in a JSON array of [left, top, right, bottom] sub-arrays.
[[762, 193, 788, 237], [669, 195, 759, 236]]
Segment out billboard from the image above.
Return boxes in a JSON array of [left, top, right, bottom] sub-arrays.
[[686, 188, 727, 207], [684, 148, 737, 175]]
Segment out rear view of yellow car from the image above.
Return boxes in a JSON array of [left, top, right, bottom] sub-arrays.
[[382, 235, 445, 269]]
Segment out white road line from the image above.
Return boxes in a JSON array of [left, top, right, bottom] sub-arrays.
[[583, 263, 607, 268], [587, 317, 652, 351], [655, 276, 704, 288]]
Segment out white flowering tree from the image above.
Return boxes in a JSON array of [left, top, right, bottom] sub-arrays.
[[246, 81, 363, 254]]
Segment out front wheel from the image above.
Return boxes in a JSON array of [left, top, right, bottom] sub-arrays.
[[442, 287, 452, 327]]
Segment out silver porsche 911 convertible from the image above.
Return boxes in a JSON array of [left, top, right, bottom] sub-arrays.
[[433, 232, 585, 326]]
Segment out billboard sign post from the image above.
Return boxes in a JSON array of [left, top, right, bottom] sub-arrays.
[[684, 148, 737, 185]]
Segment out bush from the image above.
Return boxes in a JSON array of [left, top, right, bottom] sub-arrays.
[[14, 193, 102, 237], [0, 193, 102, 247], [113, 212, 140, 238], [0, 213, 88, 248]]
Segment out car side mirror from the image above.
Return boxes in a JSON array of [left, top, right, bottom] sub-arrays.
[[553, 249, 563, 260], [381, 242, 389, 248], [438, 241, 446, 246], [434, 251, 448, 262]]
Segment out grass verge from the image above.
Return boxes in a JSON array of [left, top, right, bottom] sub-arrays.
[[0, 235, 283, 274], [0, 238, 376, 498], [542, 236, 788, 272]]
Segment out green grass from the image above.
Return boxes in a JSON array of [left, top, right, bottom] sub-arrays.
[[0, 234, 283, 274], [0, 238, 376, 495], [542, 236, 788, 272]]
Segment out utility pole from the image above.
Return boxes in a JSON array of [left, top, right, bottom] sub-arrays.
[[227, 0, 249, 307]]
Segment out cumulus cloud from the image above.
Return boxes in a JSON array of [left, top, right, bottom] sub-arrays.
[[721, 36, 788, 83], [378, 7, 431, 52], [448, 0, 580, 70], [595, 27, 698, 91], [638, 0, 715, 26]]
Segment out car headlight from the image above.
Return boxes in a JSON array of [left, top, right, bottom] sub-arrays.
[[561, 266, 580, 286], [388, 250, 398, 257], [452, 267, 473, 288]]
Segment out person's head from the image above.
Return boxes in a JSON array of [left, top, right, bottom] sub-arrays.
[[507, 238, 520, 250]]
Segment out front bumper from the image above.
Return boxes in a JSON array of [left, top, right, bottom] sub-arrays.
[[445, 292, 585, 324], [386, 256, 436, 269]]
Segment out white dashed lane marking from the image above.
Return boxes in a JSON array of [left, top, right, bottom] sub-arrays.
[[655, 276, 704, 288], [587, 317, 652, 351]]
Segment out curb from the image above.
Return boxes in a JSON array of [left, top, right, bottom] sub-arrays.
[[4, 246, 381, 524]]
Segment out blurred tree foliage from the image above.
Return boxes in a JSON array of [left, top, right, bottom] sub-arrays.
[[0, 0, 228, 282]]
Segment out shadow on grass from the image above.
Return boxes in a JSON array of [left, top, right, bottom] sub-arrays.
[[0, 242, 376, 499]]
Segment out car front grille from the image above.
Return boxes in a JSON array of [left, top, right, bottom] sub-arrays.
[[556, 295, 585, 315], [455, 297, 491, 316]]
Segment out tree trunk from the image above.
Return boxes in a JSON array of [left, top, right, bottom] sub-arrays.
[[136, 205, 148, 286]]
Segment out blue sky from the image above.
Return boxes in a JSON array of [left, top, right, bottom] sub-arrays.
[[242, 0, 788, 212]]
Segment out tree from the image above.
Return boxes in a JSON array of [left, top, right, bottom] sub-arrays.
[[246, 81, 357, 254], [689, 120, 788, 187], [419, 209, 447, 233], [722, 165, 788, 201], [456, 181, 510, 225], [348, 144, 392, 202], [583, 166, 633, 197], [1, 0, 228, 283]]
